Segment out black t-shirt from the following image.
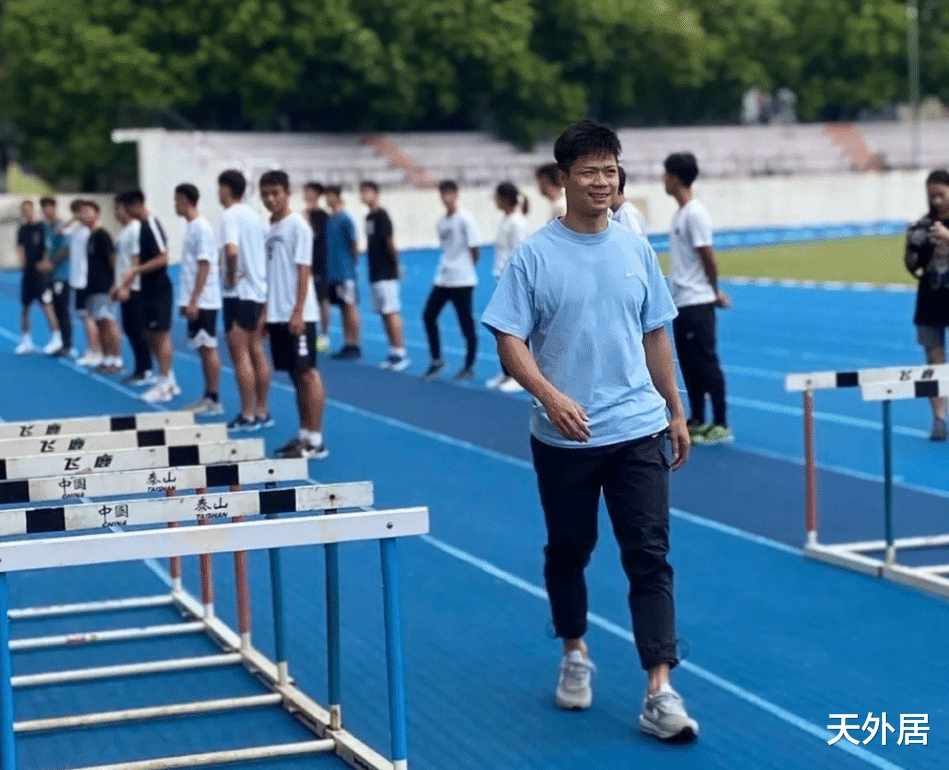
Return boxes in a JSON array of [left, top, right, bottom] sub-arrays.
[[17, 222, 45, 272], [138, 215, 169, 288], [365, 208, 397, 282], [907, 216, 949, 326], [86, 228, 115, 294], [309, 209, 329, 278]]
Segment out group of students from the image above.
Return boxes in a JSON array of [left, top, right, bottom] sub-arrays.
[[14, 171, 329, 459]]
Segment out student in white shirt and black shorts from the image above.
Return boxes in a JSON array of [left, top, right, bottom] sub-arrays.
[[422, 180, 482, 382], [259, 170, 328, 459], [111, 197, 152, 384]]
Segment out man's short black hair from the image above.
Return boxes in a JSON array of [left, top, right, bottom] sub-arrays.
[[218, 169, 247, 199], [664, 153, 699, 187], [259, 170, 290, 190], [174, 183, 199, 206], [926, 169, 949, 187], [304, 181, 325, 195], [438, 179, 458, 194], [360, 180, 380, 193], [83, 199, 100, 214], [39, 196, 56, 207], [324, 184, 342, 197], [554, 120, 621, 175], [617, 166, 627, 194], [116, 189, 145, 207]]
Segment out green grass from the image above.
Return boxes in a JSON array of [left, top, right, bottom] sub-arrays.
[[659, 235, 913, 285]]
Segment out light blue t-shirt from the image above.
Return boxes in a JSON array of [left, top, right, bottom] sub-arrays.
[[326, 210, 358, 283], [481, 219, 677, 448], [44, 220, 69, 282]]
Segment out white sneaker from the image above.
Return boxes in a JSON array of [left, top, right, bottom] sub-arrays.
[[43, 333, 63, 355], [555, 651, 595, 710], [638, 684, 699, 742], [497, 377, 524, 393], [77, 351, 103, 367], [14, 337, 35, 355], [142, 381, 174, 404], [187, 396, 224, 416], [485, 373, 506, 389]]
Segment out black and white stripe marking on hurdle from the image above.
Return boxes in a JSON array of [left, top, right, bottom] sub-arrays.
[[0, 439, 265, 481], [0, 424, 227, 459], [785, 362, 949, 392], [0, 412, 194, 441], [861, 378, 949, 402]]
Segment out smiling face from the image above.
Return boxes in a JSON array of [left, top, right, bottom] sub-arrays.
[[928, 182, 949, 219], [562, 153, 618, 218]]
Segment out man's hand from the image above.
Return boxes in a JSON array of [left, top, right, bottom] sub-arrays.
[[183, 302, 199, 321], [110, 286, 130, 302], [36, 260, 53, 275], [121, 269, 137, 289], [929, 221, 949, 244], [715, 289, 732, 309], [667, 415, 691, 470], [288, 309, 305, 336], [541, 390, 591, 443]]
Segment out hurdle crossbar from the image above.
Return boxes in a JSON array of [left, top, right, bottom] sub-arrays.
[[0, 424, 227, 459], [0, 482, 374, 537], [0, 457, 310, 505], [785, 362, 949, 392], [0, 438, 265, 481], [0, 412, 193, 441]]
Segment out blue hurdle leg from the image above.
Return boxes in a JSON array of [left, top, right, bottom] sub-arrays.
[[325, 507, 342, 729], [0, 573, 17, 769], [380, 538, 409, 770]]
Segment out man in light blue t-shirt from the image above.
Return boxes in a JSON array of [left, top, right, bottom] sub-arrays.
[[482, 120, 698, 744]]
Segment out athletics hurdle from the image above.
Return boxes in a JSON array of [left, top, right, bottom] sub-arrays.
[[0, 423, 226, 458], [786, 363, 949, 598], [0, 487, 429, 770], [0, 411, 194, 441]]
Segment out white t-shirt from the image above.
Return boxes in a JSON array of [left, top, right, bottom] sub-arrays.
[[494, 212, 530, 278], [178, 216, 221, 310], [64, 222, 90, 289], [220, 202, 267, 303], [435, 208, 482, 287], [115, 221, 142, 291], [669, 199, 716, 308], [265, 213, 318, 323], [612, 201, 647, 236]]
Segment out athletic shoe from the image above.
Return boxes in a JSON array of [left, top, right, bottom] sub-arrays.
[[687, 422, 708, 440], [255, 413, 275, 429], [638, 684, 699, 742], [331, 345, 362, 361], [43, 333, 63, 355], [380, 353, 410, 372], [693, 424, 734, 445], [55, 347, 77, 359], [227, 414, 259, 432], [454, 366, 475, 382], [14, 337, 35, 355], [555, 650, 595, 710], [141, 381, 176, 404], [77, 351, 103, 368], [274, 437, 329, 460], [485, 373, 506, 389], [317, 334, 330, 353], [497, 377, 524, 394], [930, 418, 947, 441], [187, 397, 225, 416], [122, 371, 155, 387], [422, 360, 445, 382]]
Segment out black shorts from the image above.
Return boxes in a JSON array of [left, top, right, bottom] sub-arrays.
[[141, 279, 173, 333], [21, 273, 51, 306], [185, 308, 218, 348], [313, 274, 330, 303], [73, 287, 88, 313], [267, 322, 317, 375], [222, 297, 264, 333]]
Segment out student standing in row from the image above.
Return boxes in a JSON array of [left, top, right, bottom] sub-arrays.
[[610, 167, 647, 235], [359, 180, 409, 371], [422, 180, 481, 382], [325, 185, 362, 360], [663, 152, 731, 445], [14, 199, 60, 355], [38, 197, 69, 356], [118, 189, 179, 404], [175, 183, 223, 415], [259, 170, 328, 459], [80, 201, 123, 373], [219, 169, 272, 431], [111, 197, 152, 385], [63, 199, 101, 367], [486, 181, 529, 392], [303, 182, 332, 353]]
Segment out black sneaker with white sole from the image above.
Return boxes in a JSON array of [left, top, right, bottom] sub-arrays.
[[422, 360, 445, 381], [227, 414, 259, 432], [255, 412, 275, 429]]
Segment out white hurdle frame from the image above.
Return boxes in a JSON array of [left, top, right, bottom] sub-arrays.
[[0, 412, 194, 441], [786, 364, 949, 599], [0, 497, 429, 770], [0, 424, 227, 459]]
